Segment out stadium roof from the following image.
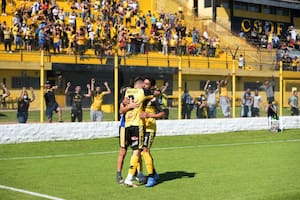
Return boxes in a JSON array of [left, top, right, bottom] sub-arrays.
[[235, 0, 300, 10]]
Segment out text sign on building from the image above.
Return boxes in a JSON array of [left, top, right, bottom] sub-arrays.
[[231, 17, 292, 36]]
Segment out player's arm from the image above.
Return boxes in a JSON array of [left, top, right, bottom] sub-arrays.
[[30, 87, 35, 102], [161, 81, 168, 93], [64, 82, 71, 95], [102, 81, 111, 95], [204, 80, 210, 91], [119, 98, 138, 114], [91, 78, 95, 91], [84, 83, 91, 97], [224, 74, 230, 85]]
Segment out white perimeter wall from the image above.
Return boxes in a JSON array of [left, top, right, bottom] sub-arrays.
[[0, 117, 299, 144]]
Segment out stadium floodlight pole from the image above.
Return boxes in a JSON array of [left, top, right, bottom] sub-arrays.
[[279, 60, 283, 117], [114, 52, 119, 121], [178, 57, 182, 119], [232, 59, 236, 118], [40, 50, 45, 123]]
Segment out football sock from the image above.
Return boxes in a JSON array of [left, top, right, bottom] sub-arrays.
[[128, 155, 139, 176], [142, 151, 153, 176], [136, 155, 143, 173]]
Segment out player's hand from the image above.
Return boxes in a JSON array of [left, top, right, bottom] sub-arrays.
[[22, 87, 26, 91], [207, 80, 210, 83], [128, 101, 138, 109], [67, 82, 71, 87], [29, 87, 34, 91], [153, 90, 161, 96], [140, 111, 147, 119], [122, 97, 130, 105], [104, 81, 108, 86], [86, 84, 91, 89], [165, 82, 169, 87]]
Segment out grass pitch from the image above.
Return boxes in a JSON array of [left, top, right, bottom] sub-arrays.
[[0, 130, 300, 200]]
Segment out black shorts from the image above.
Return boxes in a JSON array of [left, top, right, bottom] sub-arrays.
[[46, 103, 59, 120], [143, 132, 156, 148], [71, 109, 82, 122], [125, 126, 144, 150]]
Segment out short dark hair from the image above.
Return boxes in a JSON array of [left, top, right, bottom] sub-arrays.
[[144, 77, 156, 87], [134, 76, 144, 84]]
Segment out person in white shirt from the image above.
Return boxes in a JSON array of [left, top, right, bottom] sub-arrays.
[[252, 89, 262, 117]]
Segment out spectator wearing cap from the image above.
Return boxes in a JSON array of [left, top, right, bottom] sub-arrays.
[[204, 80, 218, 118]]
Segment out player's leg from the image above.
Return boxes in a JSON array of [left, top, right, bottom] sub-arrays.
[[124, 126, 143, 187], [71, 110, 76, 122], [77, 109, 83, 122], [116, 125, 127, 184], [55, 104, 63, 122], [143, 132, 158, 187]]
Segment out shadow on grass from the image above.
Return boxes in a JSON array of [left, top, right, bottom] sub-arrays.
[[0, 113, 7, 117], [157, 171, 196, 184]]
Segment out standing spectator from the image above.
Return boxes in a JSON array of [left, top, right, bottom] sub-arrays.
[[65, 82, 91, 122], [17, 87, 35, 123], [0, 82, 10, 107], [44, 80, 63, 123], [291, 56, 299, 72], [3, 26, 12, 53], [257, 77, 275, 103], [204, 80, 218, 118], [90, 78, 111, 122], [288, 89, 299, 116], [181, 89, 194, 119], [238, 54, 244, 69], [195, 94, 207, 119], [217, 75, 231, 118], [1, 0, 6, 16], [252, 89, 262, 117], [160, 81, 169, 119], [241, 88, 253, 117]]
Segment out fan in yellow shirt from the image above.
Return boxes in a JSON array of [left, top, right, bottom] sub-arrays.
[[89, 78, 111, 121]]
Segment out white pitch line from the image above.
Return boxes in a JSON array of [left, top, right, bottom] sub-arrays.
[[0, 185, 65, 200], [1, 139, 300, 161]]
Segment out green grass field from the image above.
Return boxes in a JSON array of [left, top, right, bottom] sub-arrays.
[[1, 130, 300, 200]]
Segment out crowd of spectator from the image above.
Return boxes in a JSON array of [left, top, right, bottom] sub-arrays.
[[0, 0, 220, 58]]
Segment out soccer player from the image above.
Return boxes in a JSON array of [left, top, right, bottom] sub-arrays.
[[64, 82, 91, 122], [120, 77, 152, 187], [17, 87, 35, 123], [90, 78, 111, 122], [44, 80, 63, 123], [140, 77, 165, 187], [116, 87, 131, 184]]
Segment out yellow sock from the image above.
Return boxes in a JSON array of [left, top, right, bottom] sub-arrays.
[[128, 155, 139, 176], [136, 155, 143, 173], [142, 152, 153, 175]]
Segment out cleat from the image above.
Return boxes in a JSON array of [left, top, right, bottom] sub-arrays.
[[137, 172, 146, 184], [116, 175, 124, 184], [124, 178, 138, 188], [145, 177, 156, 187], [153, 174, 160, 181]]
